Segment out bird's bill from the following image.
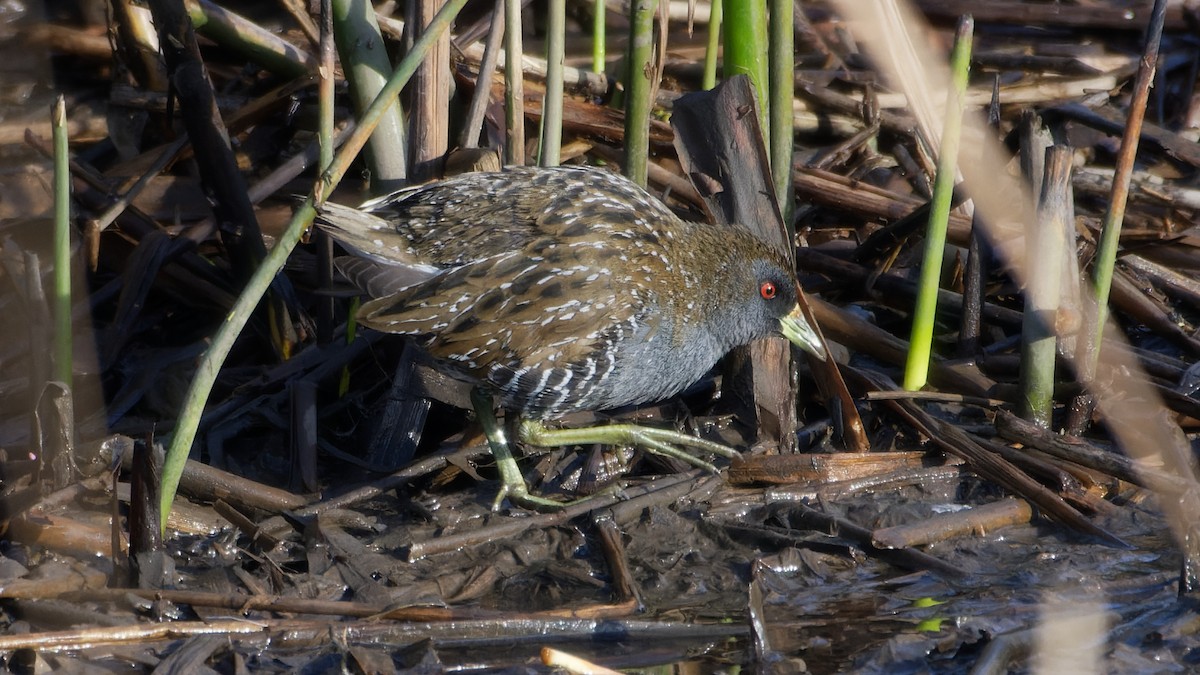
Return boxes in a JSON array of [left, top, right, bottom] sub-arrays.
[[780, 304, 827, 361]]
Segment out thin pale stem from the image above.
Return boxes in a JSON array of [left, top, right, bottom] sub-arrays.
[[1088, 0, 1168, 379], [52, 95, 71, 387]]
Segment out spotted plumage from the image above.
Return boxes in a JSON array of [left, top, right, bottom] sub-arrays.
[[316, 165, 823, 419]]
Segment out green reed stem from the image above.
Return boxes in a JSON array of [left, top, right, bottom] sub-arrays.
[[903, 15, 972, 391], [623, 0, 657, 186], [592, 0, 606, 73], [702, 0, 721, 90], [160, 0, 470, 529], [768, 0, 794, 227], [722, 0, 768, 135], [1087, 0, 1168, 380]]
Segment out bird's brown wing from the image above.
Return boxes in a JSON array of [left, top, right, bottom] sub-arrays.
[[332, 257, 438, 298], [360, 248, 655, 359], [315, 201, 434, 268], [361, 165, 682, 269], [349, 166, 681, 411], [358, 241, 661, 412]]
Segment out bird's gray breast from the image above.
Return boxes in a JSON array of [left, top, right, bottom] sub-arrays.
[[572, 309, 726, 413]]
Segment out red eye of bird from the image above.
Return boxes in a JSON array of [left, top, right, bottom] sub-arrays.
[[760, 281, 777, 300]]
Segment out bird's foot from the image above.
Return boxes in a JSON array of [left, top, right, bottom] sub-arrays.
[[517, 419, 737, 471], [490, 481, 566, 511], [490, 476, 623, 512], [473, 389, 621, 512], [471, 389, 736, 511]]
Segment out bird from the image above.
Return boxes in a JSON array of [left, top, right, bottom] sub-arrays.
[[315, 164, 825, 508]]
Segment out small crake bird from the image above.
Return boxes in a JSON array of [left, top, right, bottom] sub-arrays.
[[316, 165, 826, 508]]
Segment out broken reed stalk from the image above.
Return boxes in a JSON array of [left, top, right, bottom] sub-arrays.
[[540, 0, 565, 166], [111, 0, 167, 90], [1018, 111, 1052, 202], [1020, 146, 1072, 429], [411, 0, 452, 182], [52, 95, 72, 388], [956, 75, 1000, 359], [160, 0, 471, 530], [503, 0, 525, 165], [903, 15, 972, 391], [623, 0, 656, 186], [1088, 0, 1169, 378], [187, 0, 314, 77]]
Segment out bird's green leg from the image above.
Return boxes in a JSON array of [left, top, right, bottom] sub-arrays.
[[470, 389, 570, 510], [471, 391, 736, 510], [517, 419, 738, 471]]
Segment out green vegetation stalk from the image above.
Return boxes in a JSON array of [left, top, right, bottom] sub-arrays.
[[332, 0, 408, 187], [1021, 146, 1072, 428], [160, 0, 471, 529], [702, 0, 721, 90], [624, 0, 657, 186], [903, 15, 972, 391], [540, 0, 565, 166], [1087, 0, 1168, 379], [52, 95, 72, 387], [768, 0, 793, 227], [721, 0, 768, 136], [592, 0, 605, 73]]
